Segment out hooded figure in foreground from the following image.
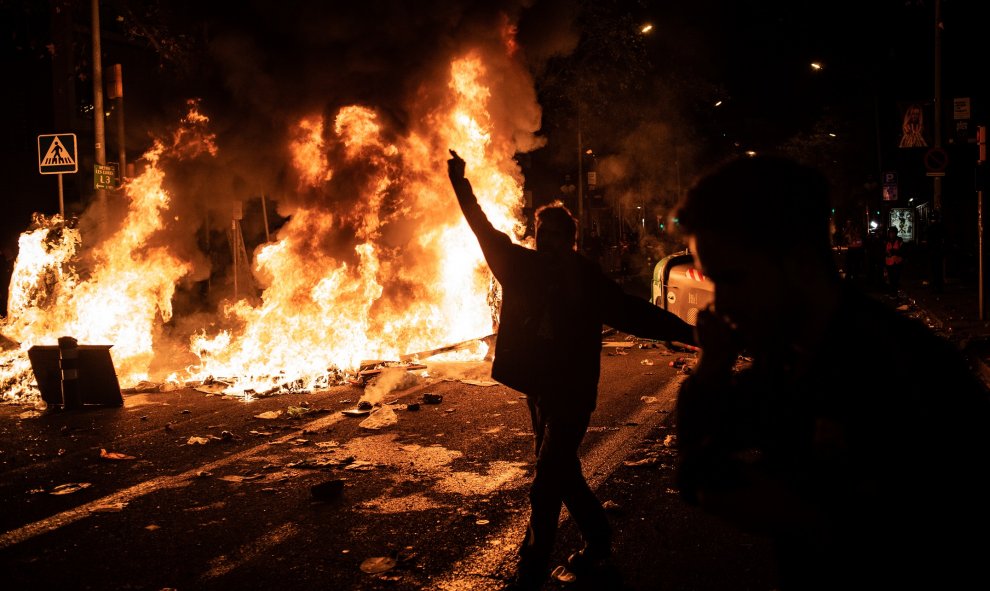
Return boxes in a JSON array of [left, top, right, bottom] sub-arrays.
[[447, 150, 694, 590], [674, 154, 990, 590]]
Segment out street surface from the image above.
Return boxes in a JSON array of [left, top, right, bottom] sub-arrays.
[[0, 335, 776, 591]]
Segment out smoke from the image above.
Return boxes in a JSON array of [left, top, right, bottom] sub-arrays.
[[361, 366, 422, 405], [135, 0, 574, 275]]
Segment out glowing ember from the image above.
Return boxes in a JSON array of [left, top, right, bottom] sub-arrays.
[[1, 47, 539, 403]]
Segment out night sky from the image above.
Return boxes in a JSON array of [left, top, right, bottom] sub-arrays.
[[0, 0, 983, 252]]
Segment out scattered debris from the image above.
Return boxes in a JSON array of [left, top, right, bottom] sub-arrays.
[[49, 482, 92, 495], [356, 362, 427, 383], [18, 410, 41, 419], [423, 393, 443, 404], [397, 333, 495, 362], [602, 341, 634, 348], [405, 402, 420, 411], [475, 519, 489, 525], [219, 474, 264, 483], [186, 436, 212, 445], [640, 396, 658, 404], [144, 524, 160, 531], [360, 556, 397, 575], [287, 406, 317, 419], [254, 410, 283, 420], [602, 499, 622, 513], [121, 380, 162, 394], [663, 434, 676, 447], [99, 448, 136, 461], [460, 379, 498, 387], [288, 458, 337, 469], [640, 359, 655, 366], [193, 378, 233, 395], [623, 457, 658, 468], [357, 400, 373, 411], [360, 405, 398, 430], [342, 408, 371, 417], [343, 460, 374, 471]]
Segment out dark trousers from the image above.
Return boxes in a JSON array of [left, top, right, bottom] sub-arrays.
[[518, 396, 611, 579]]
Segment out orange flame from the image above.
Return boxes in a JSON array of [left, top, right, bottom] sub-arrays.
[[1, 49, 536, 403]]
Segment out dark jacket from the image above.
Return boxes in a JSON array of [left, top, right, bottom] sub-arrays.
[[451, 177, 694, 412], [676, 284, 990, 589]]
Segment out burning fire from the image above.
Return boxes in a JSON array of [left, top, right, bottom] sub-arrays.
[[1, 50, 535, 403]]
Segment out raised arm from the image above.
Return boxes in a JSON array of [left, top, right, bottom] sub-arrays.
[[447, 150, 515, 275]]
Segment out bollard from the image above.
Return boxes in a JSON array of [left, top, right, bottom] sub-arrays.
[[58, 336, 82, 409]]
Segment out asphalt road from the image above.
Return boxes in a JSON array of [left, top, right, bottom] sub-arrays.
[[0, 336, 776, 591]]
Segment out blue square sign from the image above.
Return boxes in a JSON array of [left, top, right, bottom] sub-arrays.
[[38, 134, 78, 174]]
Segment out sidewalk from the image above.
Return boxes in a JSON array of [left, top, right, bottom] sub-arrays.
[[866, 262, 990, 387]]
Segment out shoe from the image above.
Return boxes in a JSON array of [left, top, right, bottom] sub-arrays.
[[566, 545, 612, 575]]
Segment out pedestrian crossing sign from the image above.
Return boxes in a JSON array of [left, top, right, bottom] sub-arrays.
[[38, 133, 78, 174]]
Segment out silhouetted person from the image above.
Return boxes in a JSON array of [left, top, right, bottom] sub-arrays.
[[672, 155, 990, 591], [447, 150, 694, 591]]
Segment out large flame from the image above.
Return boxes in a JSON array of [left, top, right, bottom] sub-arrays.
[[1, 50, 533, 403]]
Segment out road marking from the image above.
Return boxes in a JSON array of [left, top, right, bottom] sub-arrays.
[[0, 411, 350, 550], [0, 379, 443, 551], [203, 522, 300, 579]]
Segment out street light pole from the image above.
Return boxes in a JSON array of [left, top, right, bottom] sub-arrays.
[[91, 0, 107, 220], [933, 0, 943, 211], [576, 105, 584, 250]]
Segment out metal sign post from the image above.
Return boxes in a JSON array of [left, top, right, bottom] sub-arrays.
[[978, 126, 986, 320], [38, 133, 79, 218]]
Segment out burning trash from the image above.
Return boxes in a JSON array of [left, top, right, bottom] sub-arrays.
[[1, 17, 540, 406]]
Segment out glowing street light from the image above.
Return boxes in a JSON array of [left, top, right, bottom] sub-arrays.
[[810, 62, 823, 71], [641, 23, 654, 34]]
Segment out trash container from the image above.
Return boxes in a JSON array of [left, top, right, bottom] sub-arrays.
[[651, 250, 714, 326]]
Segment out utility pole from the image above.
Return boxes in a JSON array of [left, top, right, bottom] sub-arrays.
[[108, 64, 126, 181], [261, 193, 271, 243], [576, 107, 584, 250], [91, 0, 107, 220], [933, 0, 943, 211], [979, 125, 987, 319]]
